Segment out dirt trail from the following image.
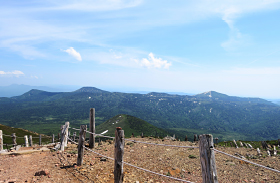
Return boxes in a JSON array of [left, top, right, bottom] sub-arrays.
[[0, 138, 280, 183]]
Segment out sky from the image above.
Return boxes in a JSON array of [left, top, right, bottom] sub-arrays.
[[1, 0, 280, 98]]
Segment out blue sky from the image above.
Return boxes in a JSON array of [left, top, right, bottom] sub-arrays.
[[1, 0, 280, 98]]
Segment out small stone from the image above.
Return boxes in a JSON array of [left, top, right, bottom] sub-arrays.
[[100, 157, 107, 161], [35, 169, 49, 176]]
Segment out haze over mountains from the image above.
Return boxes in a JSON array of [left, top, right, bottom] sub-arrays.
[[0, 86, 280, 141]]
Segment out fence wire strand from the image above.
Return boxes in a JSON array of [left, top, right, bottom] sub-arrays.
[[67, 137, 195, 183], [213, 148, 280, 174], [69, 126, 198, 148]]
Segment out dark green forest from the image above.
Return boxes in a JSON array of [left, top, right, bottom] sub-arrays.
[[0, 87, 280, 141]]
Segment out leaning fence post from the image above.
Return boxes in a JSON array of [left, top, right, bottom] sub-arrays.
[[0, 130, 3, 151], [29, 135, 33, 147], [89, 108, 95, 149], [24, 135, 29, 147], [77, 125, 87, 166], [12, 133, 16, 147], [39, 135, 42, 146], [199, 134, 218, 183], [114, 127, 124, 183]]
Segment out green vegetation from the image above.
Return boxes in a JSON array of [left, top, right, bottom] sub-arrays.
[[0, 124, 52, 149], [1, 87, 280, 141], [96, 114, 169, 138]]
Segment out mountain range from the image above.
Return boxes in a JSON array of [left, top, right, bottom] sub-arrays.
[[0, 86, 280, 141]]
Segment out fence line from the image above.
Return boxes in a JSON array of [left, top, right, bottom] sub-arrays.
[[70, 127, 199, 149], [67, 137, 195, 183], [213, 148, 280, 173]]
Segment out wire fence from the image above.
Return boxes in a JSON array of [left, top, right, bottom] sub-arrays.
[[67, 137, 195, 183], [66, 125, 280, 183]]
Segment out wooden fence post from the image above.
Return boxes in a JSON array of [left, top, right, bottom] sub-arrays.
[[199, 134, 218, 183], [141, 132, 144, 138], [185, 135, 188, 141], [60, 122, 69, 151], [52, 134, 55, 143], [39, 135, 42, 146], [77, 125, 87, 166], [73, 132, 76, 142], [114, 127, 124, 183], [233, 140, 238, 148], [24, 135, 29, 147], [12, 133, 16, 147], [29, 135, 33, 147], [89, 108, 95, 149], [273, 146, 277, 156], [0, 130, 3, 151], [214, 138, 218, 144], [194, 134, 198, 142]]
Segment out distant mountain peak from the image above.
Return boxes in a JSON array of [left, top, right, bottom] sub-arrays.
[[74, 87, 109, 93]]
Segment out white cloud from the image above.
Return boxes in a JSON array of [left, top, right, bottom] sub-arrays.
[[140, 53, 172, 69], [0, 70, 25, 77], [63, 47, 82, 61], [48, 0, 143, 11]]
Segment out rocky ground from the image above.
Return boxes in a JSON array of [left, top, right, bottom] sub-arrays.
[[0, 137, 280, 183]]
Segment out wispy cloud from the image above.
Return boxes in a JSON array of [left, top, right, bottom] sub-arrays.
[[0, 70, 25, 77], [140, 53, 171, 69], [63, 47, 82, 61], [48, 0, 143, 11]]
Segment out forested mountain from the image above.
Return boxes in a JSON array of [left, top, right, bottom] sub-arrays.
[[0, 87, 279, 141], [96, 114, 169, 138]]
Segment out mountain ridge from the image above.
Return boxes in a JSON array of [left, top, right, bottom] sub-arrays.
[[0, 86, 280, 141]]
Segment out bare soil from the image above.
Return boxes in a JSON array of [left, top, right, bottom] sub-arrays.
[[0, 138, 280, 183]]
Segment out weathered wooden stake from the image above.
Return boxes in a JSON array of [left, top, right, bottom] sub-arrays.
[[131, 133, 134, 138], [214, 138, 219, 144], [141, 132, 144, 138], [11, 133, 16, 147], [24, 135, 29, 147], [257, 148, 261, 156], [224, 141, 227, 146], [77, 125, 87, 166], [233, 140, 238, 148], [52, 134, 55, 143], [273, 146, 277, 155], [29, 135, 33, 147], [199, 134, 218, 183], [267, 149, 271, 156], [114, 127, 124, 183], [60, 122, 69, 151], [89, 108, 95, 149], [73, 132, 76, 142], [39, 135, 42, 146], [194, 134, 198, 142], [0, 130, 3, 151], [239, 141, 243, 147], [247, 143, 253, 149], [261, 141, 268, 150], [185, 135, 188, 141]]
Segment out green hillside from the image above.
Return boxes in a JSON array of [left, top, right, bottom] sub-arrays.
[[0, 124, 52, 149], [1, 87, 280, 141], [96, 114, 169, 138]]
